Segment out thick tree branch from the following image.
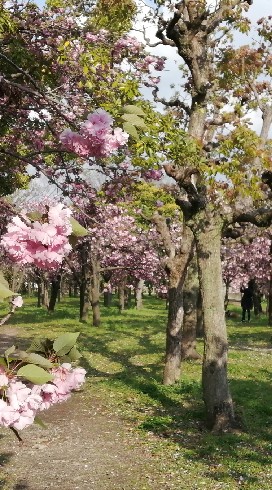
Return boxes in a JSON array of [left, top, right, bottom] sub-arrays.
[[152, 212, 175, 259], [233, 208, 272, 227], [152, 86, 191, 115]]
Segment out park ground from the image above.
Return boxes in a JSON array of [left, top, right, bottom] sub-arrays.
[[0, 296, 272, 489]]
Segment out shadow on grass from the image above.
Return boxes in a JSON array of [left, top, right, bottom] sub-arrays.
[[80, 323, 272, 488], [1, 296, 167, 331], [228, 330, 272, 348]]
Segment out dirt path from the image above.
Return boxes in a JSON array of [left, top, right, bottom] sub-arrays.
[[0, 390, 160, 490]]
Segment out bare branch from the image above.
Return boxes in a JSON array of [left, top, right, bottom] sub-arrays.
[[206, 0, 247, 35], [152, 86, 191, 115]]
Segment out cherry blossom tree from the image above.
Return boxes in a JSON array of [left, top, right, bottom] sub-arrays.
[[222, 231, 272, 315]]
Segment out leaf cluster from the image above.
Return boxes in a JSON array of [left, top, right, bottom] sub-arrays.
[[0, 332, 82, 386]]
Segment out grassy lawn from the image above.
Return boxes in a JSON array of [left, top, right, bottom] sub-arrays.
[[1, 295, 272, 489]]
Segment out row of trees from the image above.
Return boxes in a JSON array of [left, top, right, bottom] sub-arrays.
[[0, 0, 272, 432]]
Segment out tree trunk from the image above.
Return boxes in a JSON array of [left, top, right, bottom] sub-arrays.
[[268, 241, 272, 326], [127, 287, 132, 308], [11, 265, 25, 293], [224, 279, 230, 311], [37, 278, 42, 307], [90, 257, 101, 327], [163, 275, 184, 385], [195, 213, 235, 431], [79, 279, 90, 322], [135, 279, 144, 309], [48, 275, 61, 312], [118, 280, 126, 313], [196, 289, 204, 337], [57, 275, 63, 302], [268, 278, 272, 326], [41, 280, 49, 308], [79, 244, 90, 323], [181, 253, 202, 361], [163, 227, 195, 385]]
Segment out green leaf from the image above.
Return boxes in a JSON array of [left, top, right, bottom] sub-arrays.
[[122, 122, 139, 140], [17, 364, 53, 385], [0, 271, 16, 301], [70, 217, 88, 237], [121, 113, 147, 129], [122, 105, 146, 116], [53, 332, 80, 356], [34, 416, 47, 429], [18, 351, 53, 369], [4, 345, 16, 360], [68, 235, 78, 249], [58, 355, 73, 363], [67, 346, 82, 361], [27, 338, 53, 354], [0, 357, 7, 368], [27, 211, 43, 221]]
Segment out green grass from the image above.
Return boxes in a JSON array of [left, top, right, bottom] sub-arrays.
[[1, 296, 272, 489]]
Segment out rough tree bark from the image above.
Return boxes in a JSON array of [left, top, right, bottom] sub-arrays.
[[79, 279, 90, 323], [193, 210, 235, 431], [118, 277, 127, 313], [268, 240, 272, 326], [196, 289, 204, 338], [135, 279, 144, 309], [162, 225, 195, 385], [79, 244, 90, 323], [181, 253, 202, 361], [41, 279, 49, 308]]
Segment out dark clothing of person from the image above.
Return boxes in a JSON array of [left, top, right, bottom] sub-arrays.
[[240, 287, 253, 322]]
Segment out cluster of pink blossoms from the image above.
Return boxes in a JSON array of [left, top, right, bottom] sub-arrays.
[[85, 29, 109, 43], [1, 203, 72, 270], [60, 109, 129, 158], [135, 55, 165, 72], [0, 364, 86, 430], [144, 169, 163, 181], [113, 35, 142, 57]]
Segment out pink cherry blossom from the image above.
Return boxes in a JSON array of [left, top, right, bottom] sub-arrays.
[[7, 381, 32, 410], [11, 296, 24, 308], [0, 399, 19, 428], [1, 203, 72, 270], [60, 110, 128, 159], [12, 408, 36, 430]]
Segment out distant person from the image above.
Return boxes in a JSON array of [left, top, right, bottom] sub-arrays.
[[240, 283, 254, 322]]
